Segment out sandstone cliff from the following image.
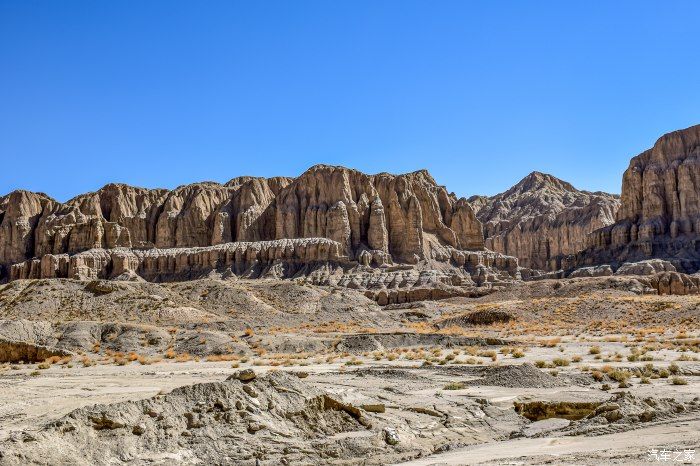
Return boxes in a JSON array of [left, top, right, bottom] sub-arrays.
[[469, 172, 620, 270], [581, 124, 700, 272], [1, 165, 505, 286]]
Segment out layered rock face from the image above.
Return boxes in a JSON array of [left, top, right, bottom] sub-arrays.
[[1, 165, 507, 287], [582, 125, 700, 272], [469, 172, 620, 270]]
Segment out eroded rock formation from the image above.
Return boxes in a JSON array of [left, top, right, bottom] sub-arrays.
[[2, 165, 517, 289], [469, 172, 619, 270], [581, 124, 700, 272]]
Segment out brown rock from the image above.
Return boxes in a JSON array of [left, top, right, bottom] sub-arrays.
[[229, 368, 257, 382], [641, 271, 700, 295], [470, 172, 619, 270], [582, 125, 700, 272], [1, 165, 493, 281], [0, 190, 57, 269]]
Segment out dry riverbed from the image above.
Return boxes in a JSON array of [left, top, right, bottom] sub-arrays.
[[1, 336, 699, 465]]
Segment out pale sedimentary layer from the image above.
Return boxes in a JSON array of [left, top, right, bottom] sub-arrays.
[[9, 239, 520, 303], [10, 238, 345, 282]]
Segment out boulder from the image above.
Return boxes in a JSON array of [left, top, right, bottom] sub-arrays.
[[614, 259, 676, 276]]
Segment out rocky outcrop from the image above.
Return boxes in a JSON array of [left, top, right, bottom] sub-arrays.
[[9, 241, 519, 302], [613, 259, 676, 276], [0, 190, 58, 276], [1, 165, 494, 282], [640, 271, 700, 296], [274, 166, 484, 263], [470, 172, 619, 270], [10, 238, 346, 282], [0, 338, 71, 363], [581, 125, 700, 272]]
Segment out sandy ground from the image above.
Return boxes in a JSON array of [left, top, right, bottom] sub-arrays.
[[399, 419, 700, 465], [1, 338, 699, 464]]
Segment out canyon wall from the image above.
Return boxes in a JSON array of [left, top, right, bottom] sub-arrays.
[[0, 165, 492, 282], [580, 124, 700, 272]]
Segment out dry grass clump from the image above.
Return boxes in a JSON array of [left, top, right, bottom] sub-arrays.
[[443, 381, 466, 390], [478, 350, 497, 362], [80, 356, 95, 367], [671, 376, 688, 385], [499, 347, 526, 358], [114, 356, 129, 366], [599, 365, 632, 384], [542, 338, 561, 348], [205, 354, 240, 362], [282, 321, 377, 335], [175, 353, 193, 363], [37, 355, 72, 368], [136, 355, 162, 365]]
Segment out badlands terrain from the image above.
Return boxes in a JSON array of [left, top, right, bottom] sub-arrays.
[[0, 125, 699, 464]]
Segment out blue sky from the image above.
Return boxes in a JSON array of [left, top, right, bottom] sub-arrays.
[[1, 1, 699, 201]]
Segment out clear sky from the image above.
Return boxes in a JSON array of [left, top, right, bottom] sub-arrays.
[[1, 1, 699, 202]]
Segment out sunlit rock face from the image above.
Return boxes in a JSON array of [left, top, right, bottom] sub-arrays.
[[581, 124, 700, 272], [1, 165, 507, 284], [470, 172, 619, 271]]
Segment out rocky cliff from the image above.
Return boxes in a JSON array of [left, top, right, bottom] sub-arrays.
[[469, 172, 620, 270], [581, 124, 700, 272], [1, 165, 513, 289]]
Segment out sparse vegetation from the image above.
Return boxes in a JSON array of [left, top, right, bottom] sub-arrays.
[[443, 382, 466, 390]]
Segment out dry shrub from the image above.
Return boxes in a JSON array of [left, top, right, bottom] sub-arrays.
[[80, 356, 95, 367], [175, 353, 192, 363], [205, 354, 239, 362]]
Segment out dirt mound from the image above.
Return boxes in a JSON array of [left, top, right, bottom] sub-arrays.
[[351, 367, 430, 382], [563, 392, 698, 436], [473, 276, 649, 302], [0, 278, 385, 332], [0, 371, 402, 465], [336, 332, 509, 354], [468, 363, 568, 388], [437, 309, 513, 327]]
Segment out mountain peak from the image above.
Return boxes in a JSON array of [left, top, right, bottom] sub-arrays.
[[511, 171, 576, 194]]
